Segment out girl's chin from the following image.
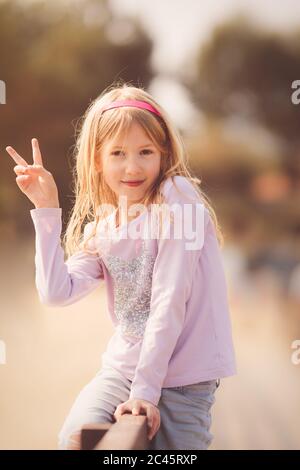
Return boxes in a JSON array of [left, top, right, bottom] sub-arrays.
[[118, 194, 145, 206], [118, 189, 145, 198]]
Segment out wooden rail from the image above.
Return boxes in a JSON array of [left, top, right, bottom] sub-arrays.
[[81, 414, 151, 450]]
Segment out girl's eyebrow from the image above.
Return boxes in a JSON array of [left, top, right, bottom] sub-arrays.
[[111, 143, 154, 149]]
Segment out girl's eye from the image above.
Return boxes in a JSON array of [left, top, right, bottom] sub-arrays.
[[111, 149, 153, 156]]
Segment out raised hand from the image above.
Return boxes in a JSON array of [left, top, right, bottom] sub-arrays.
[[6, 138, 60, 209]]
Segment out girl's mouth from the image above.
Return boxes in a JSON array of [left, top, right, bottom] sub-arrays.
[[121, 180, 145, 187]]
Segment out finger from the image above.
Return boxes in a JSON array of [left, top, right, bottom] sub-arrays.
[[14, 165, 28, 175], [20, 164, 44, 174], [149, 412, 160, 440], [32, 138, 43, 166], [16, 174, 31, 190], [149, 421, 159, 441], [14, 164, 45, 178], [16, 175, 30, 183], [6, 146, 28, 167], [114, 404, 125, 419], [132, 406, 140, 415], [146, 408, 152, 425], [146, 409, 155, 439], [146, 408, 154, 441]]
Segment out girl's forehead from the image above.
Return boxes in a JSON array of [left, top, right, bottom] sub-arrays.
[[104, 130, 155, 149], [114, 123, 148, 141]]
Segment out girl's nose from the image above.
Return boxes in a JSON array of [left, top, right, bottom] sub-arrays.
[[125, 157, 142, 173]]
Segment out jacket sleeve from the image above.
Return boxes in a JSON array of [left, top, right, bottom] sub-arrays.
[[30, 207, 104, 307], [129, 178, 207, 406]]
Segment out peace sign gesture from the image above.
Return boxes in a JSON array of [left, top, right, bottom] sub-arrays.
[[6, 138, 60, 209]]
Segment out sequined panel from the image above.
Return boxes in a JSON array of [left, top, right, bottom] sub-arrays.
[[103, 239, 156, 338]]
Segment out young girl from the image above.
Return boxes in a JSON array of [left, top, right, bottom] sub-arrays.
[[6, 83, 237, 451]]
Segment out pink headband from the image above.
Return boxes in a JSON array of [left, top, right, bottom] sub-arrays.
[[101, 99, 162, 117]]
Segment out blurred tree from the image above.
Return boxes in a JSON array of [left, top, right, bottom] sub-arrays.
[[186, 15, 300, 180], [0, 0, 154, 235]]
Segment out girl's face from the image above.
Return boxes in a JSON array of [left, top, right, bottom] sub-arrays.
[[97, 122, 161, 208]]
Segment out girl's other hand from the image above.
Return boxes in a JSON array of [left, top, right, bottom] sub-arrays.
[[6, 138, 60, 209], [113, 398, 161, 441]]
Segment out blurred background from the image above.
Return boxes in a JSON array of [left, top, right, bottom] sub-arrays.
[[1, 0, 300, 449]]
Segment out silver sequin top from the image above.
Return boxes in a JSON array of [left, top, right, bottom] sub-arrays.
[[103, 238, 156, 339]]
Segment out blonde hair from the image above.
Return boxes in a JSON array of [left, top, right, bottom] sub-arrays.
[[63, 80, 224, 258]]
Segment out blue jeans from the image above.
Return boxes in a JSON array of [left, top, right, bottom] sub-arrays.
[[150, 378, 220, 450], [58, 365, 220, 450]]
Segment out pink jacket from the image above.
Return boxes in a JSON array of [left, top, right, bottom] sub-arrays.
[[30, 175, 237, 406]]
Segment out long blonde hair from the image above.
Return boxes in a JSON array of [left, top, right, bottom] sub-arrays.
[[63, 80, 224, 258]]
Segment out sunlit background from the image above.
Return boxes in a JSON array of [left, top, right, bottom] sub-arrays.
[[1, 0, 300, 450]]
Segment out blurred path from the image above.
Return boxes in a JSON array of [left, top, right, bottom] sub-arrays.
[[211, 277, 300, 450]]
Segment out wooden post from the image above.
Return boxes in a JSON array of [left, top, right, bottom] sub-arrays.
[[80, 414, 150, 450], [81, 423, 112, 450]]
